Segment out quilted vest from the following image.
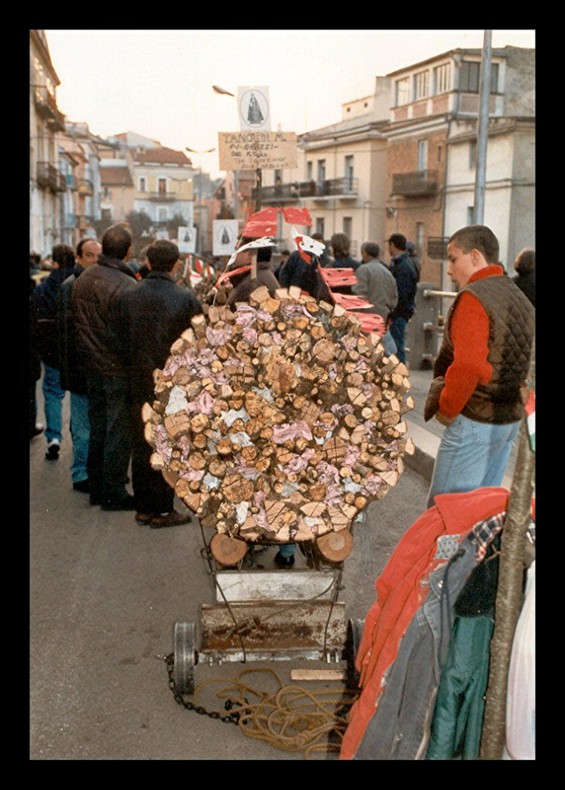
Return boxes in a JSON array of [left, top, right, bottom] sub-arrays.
[[434, 275, 534, 423]]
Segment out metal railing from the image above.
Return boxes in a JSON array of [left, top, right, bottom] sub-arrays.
[[392, 169, 438, 197]]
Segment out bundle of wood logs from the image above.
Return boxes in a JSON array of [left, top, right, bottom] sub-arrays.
[[142, 284, 415, 563]]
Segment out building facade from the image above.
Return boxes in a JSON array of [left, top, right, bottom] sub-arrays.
[[30, 30, 66, 256], [383, 46, 535, 286], [257, 77, 392, 257]]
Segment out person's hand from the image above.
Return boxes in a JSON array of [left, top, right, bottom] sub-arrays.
[[435, 411, 455, 427]]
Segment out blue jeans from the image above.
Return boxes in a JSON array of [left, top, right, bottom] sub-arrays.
[[389, 317, 408, 363], [427, 415, 519, 508], [383, 329, 397, 357], [70, 391, 90, 483], [86, 372, 133, 504], [42, 363, 65, 444]]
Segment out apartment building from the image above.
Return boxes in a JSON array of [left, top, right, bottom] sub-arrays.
[[250, 47, 534, 287], [30, 30, 66, 256], [258, 77, 391, 256], [384, 46, 535, 286]]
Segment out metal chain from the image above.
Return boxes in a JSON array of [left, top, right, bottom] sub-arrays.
[[163, 653, 241, 725]]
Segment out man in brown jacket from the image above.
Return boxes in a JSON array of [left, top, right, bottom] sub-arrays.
[[72, 224, 138, 509]]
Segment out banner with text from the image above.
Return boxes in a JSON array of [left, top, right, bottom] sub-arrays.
[[218, 131, 298, 171]]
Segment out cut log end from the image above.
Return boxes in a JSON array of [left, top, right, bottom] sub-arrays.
[[316, 529, 354, 562], [209, 533, 248, 566]]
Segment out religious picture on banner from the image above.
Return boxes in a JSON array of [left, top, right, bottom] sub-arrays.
[[238, 87, 271, 132], [213, 219, 239, 256], [177, 226, 196, 254]]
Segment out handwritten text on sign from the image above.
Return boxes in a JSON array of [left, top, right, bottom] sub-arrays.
[[218, 131, 298, 171]]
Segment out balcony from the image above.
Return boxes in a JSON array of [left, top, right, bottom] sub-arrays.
[[142, 191, 178, 202], [317, 177, 359, 198], [78, 179, 94, 196], [33, 85, 66, 131], [36, 162, 67, 192], [257, 177, 359, 203], [391, 170, 438, 197], [427, 237, 449, 260]]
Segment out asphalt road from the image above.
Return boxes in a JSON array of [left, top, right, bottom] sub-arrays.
[[29, 385, 431, 761]]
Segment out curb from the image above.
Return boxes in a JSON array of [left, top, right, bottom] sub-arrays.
[[404, 420, 440, 483]]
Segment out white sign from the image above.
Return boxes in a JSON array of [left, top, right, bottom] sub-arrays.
[[213, 219, 239, 256], [218, 131, 297, 171], [177, 225, 196, 254], [238, 86, 271, 132]]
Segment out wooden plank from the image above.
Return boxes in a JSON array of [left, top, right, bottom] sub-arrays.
[[290, 669, 346, 681], [214, 569, 340, 603]]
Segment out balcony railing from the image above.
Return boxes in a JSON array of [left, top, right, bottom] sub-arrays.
[[141, 191, 178, 202], [391, 170, 438, 197], [33, 85, 66, 131], [257, 177, 359, 203], [36, 162, 66, 192], [427, 236, 450, 260]]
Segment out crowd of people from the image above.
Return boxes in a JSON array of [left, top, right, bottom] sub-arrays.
[[30, 224, 535, 547]]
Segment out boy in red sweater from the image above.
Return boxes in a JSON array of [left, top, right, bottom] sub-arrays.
[[425, 225, 534, 507]]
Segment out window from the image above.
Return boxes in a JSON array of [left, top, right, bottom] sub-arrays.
[[395, 77, 410, 106], [344, 155, 354, 192], [158, 178, 167, 195], [157, 207, 168, 223], [469, 140, 477, 168], [316, 218, 325, 237], [416, 223, 424, 259], [306, 161, 313, 181], [437, 144, 442, 163], [413, 70, 430, 100], [317, 160, 326, 188], [139, 177, 146, 192], [343, 217, 352, 239], [418, 140, 428, 171], [433, 63, 451, 94], [459, 61, 499, 93], [467, 206, 475, 225]]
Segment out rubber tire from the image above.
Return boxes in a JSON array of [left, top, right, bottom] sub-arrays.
[[173, 621, 197, 696]]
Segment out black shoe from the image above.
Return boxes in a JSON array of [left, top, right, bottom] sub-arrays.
[[73, 479, 91, 494], [274, 551, 295, 569], [148, 509, 192, 529], [101, 494, 136, 511], [30, 425, 44, 439], [45, 441, 60, 460]]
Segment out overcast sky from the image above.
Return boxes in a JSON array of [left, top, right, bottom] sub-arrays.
[[44, 29, 535, 178]]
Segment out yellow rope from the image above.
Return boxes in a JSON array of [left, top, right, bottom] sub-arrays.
[[191, 667, 358, 759]]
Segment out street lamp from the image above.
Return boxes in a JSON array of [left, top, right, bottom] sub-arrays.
[[212, 85, 236, 97], [211, 84, 240, 227], [185, 146, 215, 257]]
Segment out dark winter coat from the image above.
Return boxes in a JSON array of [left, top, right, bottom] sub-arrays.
[[30, 278, 41, 382], [32, 266, 75, 368], [226, 260, 279, 307], [107, 270, 202, 402], [57, 264, 87, 393], [390, 251, 419, 321], [513, 271, 535, 306], [72, 255, 138, 377]]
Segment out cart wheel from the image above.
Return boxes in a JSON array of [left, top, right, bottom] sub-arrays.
[[173, 621, 197, 696], [344, 617, 365, 690]]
